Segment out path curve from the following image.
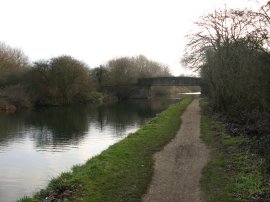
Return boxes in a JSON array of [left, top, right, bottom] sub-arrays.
[[143, 98, 209, 202]]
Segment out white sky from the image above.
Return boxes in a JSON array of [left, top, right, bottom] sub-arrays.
[[0, 0, 258, 76]]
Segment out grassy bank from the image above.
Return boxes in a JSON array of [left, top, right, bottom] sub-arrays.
[[200, 100, 270, 202], [20, 97, 193, 202]]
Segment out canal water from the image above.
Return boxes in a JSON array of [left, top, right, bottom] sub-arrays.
[[0, 98, 179, 202]]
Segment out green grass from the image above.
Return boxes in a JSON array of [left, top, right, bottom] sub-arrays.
[[19, 97, 193, 202], [200, 99, 270, 202]]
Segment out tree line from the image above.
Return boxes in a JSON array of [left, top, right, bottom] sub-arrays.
[[91, 55, 170, 98], [0, 43, 170, 110], [182, 1, 270, 167]]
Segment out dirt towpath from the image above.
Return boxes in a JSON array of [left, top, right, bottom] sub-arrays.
[[143, 98, 209, 202]]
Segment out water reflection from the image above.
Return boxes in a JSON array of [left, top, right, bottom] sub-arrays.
[[0, 98, 179, 202]]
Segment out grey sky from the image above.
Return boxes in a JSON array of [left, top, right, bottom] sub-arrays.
[[0, 0, 257, 75]]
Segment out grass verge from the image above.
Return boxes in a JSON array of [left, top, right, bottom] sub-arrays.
[[19, 97, 193, 202], [200, 99, 270, 202]]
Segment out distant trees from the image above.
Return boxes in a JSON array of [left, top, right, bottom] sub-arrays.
[[0, 41, 171, 108], [0, 45, 97, 109], [91, 65, 108, 91], [102, 55, 171, 98], [0, 42, 29, 87], [0, 42, 30, 110], [106, 55, 171, 86], [30, 56, 95, 105], [133, 55, 171, 78]]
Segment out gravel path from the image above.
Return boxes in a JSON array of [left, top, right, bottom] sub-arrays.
[[143, 98, 209, 202]]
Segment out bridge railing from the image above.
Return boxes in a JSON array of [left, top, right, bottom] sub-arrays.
[[137, 77, 201, 86]]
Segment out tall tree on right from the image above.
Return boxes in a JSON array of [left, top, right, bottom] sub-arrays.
[[182, 1, 270, 122]]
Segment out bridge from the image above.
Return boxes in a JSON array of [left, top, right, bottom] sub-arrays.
[[103, 76, 201, 99], [137, 77, 201, 87], [130, 77, 201, 99]]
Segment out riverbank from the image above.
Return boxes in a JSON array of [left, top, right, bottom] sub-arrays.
[[19, 97, 193, 202], [200, 100, 270, 202], [0, 92, 118, 113]]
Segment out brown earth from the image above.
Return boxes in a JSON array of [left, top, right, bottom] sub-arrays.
[[143, 98, 209, 202]]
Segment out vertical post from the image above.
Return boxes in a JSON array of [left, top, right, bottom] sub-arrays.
[[148, 85, 152, 99]]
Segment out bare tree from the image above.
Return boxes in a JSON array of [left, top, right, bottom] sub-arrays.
[[0, 42, 29, 86], [182, 3, 270, 114], [182, 7, 269, 70], [106, 55, 170, 86]]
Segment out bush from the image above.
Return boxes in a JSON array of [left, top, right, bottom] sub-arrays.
[[1, 85, 31, 109], [29, 55, 96, 106]]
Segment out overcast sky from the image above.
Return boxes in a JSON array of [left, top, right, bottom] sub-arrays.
[[0, 0, 258, 75]]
